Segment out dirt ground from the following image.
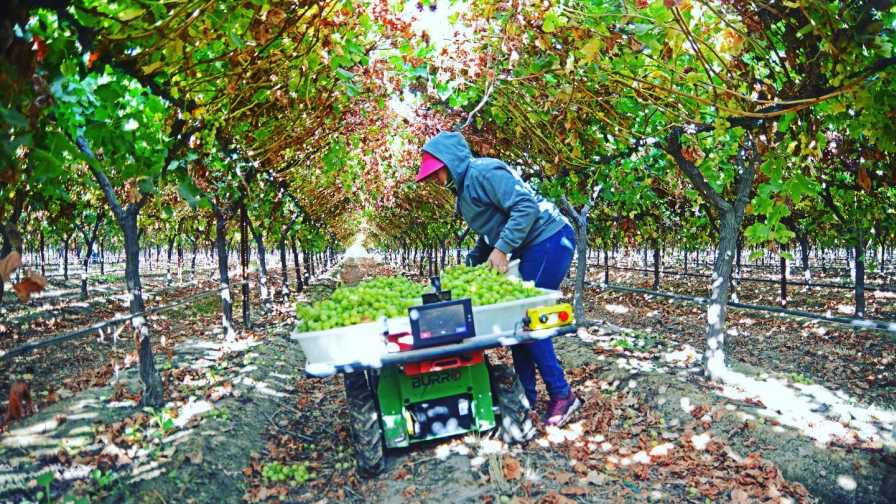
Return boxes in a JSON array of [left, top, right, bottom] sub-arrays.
[[2, 262, 895, 503]]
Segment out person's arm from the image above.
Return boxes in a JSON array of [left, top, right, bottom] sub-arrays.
[[465, 235, 492, 266], [481, 168, 539, 254]]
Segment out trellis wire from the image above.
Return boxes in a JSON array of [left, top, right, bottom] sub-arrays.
[[597, 282, 896, 337], [598, 264, 896, 292], [0, 281, 247, 362]]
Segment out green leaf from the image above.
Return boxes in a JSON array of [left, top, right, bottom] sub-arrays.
[[782, 173, 816, 203], [543, 12, 566, 33], [60, 58, 80, 77], [176, 179, 203, 207], [36, 471, 54, 487], [0, 107, 28, 129], [141, 61, 164, 75], [229, 31, 245, 49], [30, 148, 63, 181], [137, 177, 155, 195], [581, 38, 603, 62], [777, 112, 797, 132], [7, 132, 33, 150], [117, 7, 145, 21], [744, 222, 770, 243], [251, 89, 270, 102]]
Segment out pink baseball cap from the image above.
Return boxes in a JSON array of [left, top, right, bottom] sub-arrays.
[[416, 151, 445, 182]]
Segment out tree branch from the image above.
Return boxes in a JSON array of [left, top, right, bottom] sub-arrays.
[[665, 127, 731, 213], [821, 185, 847, 224], [558, 196, 593, 227], [455, 81, 495, 131], [76, 136, 126, 222], [732, 136, 758, 213]]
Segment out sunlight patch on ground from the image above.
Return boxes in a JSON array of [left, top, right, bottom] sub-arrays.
[[433, 439, 471, 460], [128, 459, 165, 483], [649, 442, 674, 457], [58, 411, 99, 422], [618, 356, 656, 374], [163, 428, 195, 446], [663, 344, 699, 366], [0, 462, 93, 495], [835, 304, 854, 315], [221, 339, 259, 353], [604, 304, 629, 314], [2, 416, 71, 445], [464, 436, 509, 468], [539, 421, 584, 445], [690, 432, 712, 450], [233, 376, 289, 397], [66, 425, 94, 437], [715, 369, 896, 448], [173, 398, 213, 428], [836, 474, 857, 491]]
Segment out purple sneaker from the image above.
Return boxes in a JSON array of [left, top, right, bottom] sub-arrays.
[[544, 392, 581, 427]]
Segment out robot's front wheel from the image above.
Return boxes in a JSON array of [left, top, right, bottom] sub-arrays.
[[489, 363, 536, 444], [344, 370, 385, 477]]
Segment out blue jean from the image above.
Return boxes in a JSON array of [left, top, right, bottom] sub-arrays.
[[510, 224, 575, 405]]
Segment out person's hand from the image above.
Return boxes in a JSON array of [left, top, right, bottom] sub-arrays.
[[487, 248, 509, 273]]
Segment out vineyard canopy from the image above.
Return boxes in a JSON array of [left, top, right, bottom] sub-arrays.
[[2, 0, 896, 386]]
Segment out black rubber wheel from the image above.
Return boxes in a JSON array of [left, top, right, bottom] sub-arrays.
[[343, 371, 385, 477], [489, 363, 536, 444]]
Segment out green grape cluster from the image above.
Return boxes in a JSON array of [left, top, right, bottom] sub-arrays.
[[440, 265, 542, 306], [261, 461, 315, 485], [295, 276, 424, 331]]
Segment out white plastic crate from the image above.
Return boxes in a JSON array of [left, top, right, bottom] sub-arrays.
[[469, 289, 562, 336], [291, 289, 563, 372]]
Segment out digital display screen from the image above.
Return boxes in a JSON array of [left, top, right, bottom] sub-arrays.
[[418, 303, 468, 340]]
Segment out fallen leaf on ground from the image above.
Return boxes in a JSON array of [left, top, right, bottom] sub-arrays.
[[243, 485, 287, 503], [552, 471, 574, 484], [561, 485, 589, 496], [186, 451, 203, 464], [503, 455, 522, 480], [538, 491, 575, 504], [730, 488, 750, 503], [207, 381, 233, 401], [585, 470, 607, 486]]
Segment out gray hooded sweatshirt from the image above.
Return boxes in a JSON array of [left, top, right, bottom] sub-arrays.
[[422, 132, 569, 265]]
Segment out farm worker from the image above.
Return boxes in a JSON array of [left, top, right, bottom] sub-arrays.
[[416, 131, 581, 427]]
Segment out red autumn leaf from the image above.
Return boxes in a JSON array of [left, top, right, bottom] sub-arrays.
[[857, 166, 872, 192], [87, 51, 101, 69], [32, 35, 48, 62], [503, 455, 523, 480], [3, 381, 34, 426], [13, 272, 49, 302]]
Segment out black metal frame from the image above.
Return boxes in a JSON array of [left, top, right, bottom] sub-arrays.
[[306, 325, 578, 377]]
